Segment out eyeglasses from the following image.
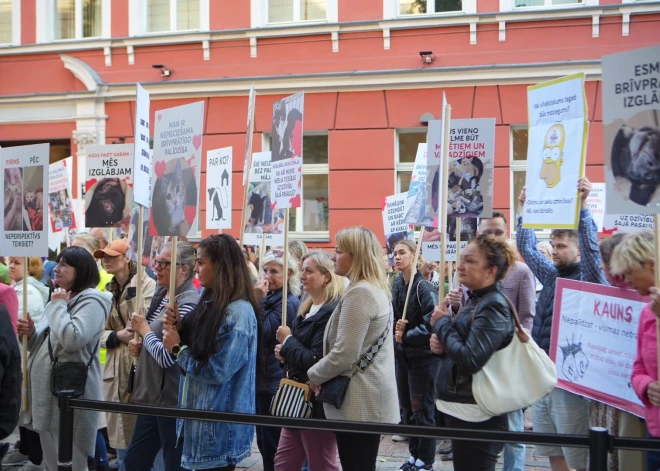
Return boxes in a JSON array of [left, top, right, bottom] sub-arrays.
[[481, 229, 506, 237], [153, 259, 182, 270]]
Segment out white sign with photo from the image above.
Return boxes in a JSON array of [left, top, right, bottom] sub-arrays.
[[244, 152, 285, 246], [133, 84, 152, 207], [206, 147, 232, 230], [383, 192, 415, 266]]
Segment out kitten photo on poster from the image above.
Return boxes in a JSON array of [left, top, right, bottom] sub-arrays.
[[4, 168, 24, 232], [22, 166, 44, 232], [151, 158, 198, 236]]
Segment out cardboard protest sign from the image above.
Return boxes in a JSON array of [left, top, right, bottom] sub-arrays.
[[133, 84, 151, 208], [244, 152, 285, 246], [1, 144, 49, 255], [271, 93, 303, 210], [150, 101, 204, 237], [603, 45, 660, 214], [523, 73, 588, 229], [206, 147, 232, 230], [586, 182, 654, 233], [421, 216, 476, 262], [84, 144, 134, 228], [48, 159, 76, 232], [244, 84, 256, 186], [586, 183, 605, 232], [424, 93, 448, 227], [403, 144, 434, 226], [551, 279, 646, 417], [383, 192, 415, 266]]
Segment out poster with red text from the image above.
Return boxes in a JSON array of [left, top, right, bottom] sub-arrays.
[[551, 279, 646, 417], [383, 192, 415, 266], [48, 158, 76, 232], [586, 182, 654, 233], [271, 92, 303, 210]]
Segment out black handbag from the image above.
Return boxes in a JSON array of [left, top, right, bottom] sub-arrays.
[[319, 316, 391, 409], [47, 328, 99, 398]]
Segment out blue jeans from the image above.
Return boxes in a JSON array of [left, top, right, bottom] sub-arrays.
[[647, 434, 660, 471], [122, 415, 183, 471], [95, 430, 109, 466], [502, 410, 525, 471]]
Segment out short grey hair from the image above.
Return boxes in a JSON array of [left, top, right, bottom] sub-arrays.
[[162, 241, 197, 282], [262, 250, 301, 296]]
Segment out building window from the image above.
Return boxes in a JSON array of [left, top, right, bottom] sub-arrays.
[[514, 0, 581, 7], [268, 0, 327, 23], [0, 0, 12, 44], [54, 0, 102, 40], [147, 0, 200, 33], [398, 0, 463, 15], [396, 130, 426, 193], [263, 133, 329, 236]]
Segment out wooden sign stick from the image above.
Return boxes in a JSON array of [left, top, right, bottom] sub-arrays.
[[259, 233, 267, 279], [655, 214, 660, 380], [401, 227, 425, 321], [239, 98, 257, 248], [133, 205, 145, 364], [21, 258, 28, 412], [282, 209, 290, 327], [454, 217, 462, 286], [64, 229, 70, 248], [438, 104, 453, 301], [167, 236, 179, 330]]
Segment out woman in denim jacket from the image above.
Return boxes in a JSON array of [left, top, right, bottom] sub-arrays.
[[163, 234, 264, 471]]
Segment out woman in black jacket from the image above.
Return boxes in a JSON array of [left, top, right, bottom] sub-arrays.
[[272, 250, 344, 471], [392, 240, 439, 471], [429, 234, 516, 471]]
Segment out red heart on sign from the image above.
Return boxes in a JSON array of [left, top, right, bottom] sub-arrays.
[[184, 206, 197, 225], [86, 178, 98, 192], [289, 194, 301, 208], [157, 114, 162, 121], [192, 134, 202, 151], [154, 160, 166, 179]]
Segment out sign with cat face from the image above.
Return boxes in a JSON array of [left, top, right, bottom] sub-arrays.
[[150, 101, 204, 237], [84, 144, 134, 228], [1, 143, 50, 256], [244, 152, 285, 247], [271, 92, 303, 210], [133, 84, 152, 208], [603, 45, 660, 215], [48, 159, 76, 232], [206, 146, 232, 230]]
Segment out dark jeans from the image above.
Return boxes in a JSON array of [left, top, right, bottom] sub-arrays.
[[94, 429, 109, 466], [395, 358, 439, 465], [122, 415, 183, 471], [647, 434, 660, 471], [443, 413, 509, 471], [334, 432, 381, 471], [18, 427, 43, 465], [256, 391, 281, 471]]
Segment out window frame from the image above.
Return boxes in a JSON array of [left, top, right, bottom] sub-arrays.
[[36, 0, 110, 43], [129, 0, 209, 37], [385, 0, 477, 18], [503, 0, 598, 12], [395, 127, 427, 194], [251, 0, 338, 28], [0, 0, 20, 46]]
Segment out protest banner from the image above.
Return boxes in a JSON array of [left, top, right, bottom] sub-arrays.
[[421, 215, 475, 262], [603, 45, 660, 214], [84, 144, 134, 228], [244, 152, 285, 247], [150, 101, 204, 237], [586, 182, 654, 233], [271, 92, 303, 211], [206, 147, 232, 231], [403, 144, 434, 227], [133, 84, 151, 208], [426, 93, 448, 229], [383, 192, 415, 266], [586, 182, 605, 232], [523, 73, 588, 229], [550, 279, 646, 417], [48, 159, 76, 233]]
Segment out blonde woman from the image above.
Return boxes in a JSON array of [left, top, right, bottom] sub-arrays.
[[308, 227, 399, 471], [273, 251, 345, 471]]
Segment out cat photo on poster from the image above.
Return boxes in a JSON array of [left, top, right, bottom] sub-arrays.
[[151, 158, 198, 236]]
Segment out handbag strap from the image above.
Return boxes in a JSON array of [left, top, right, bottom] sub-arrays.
[[469, 291, 529, 344], [353, 305, 393, 374]]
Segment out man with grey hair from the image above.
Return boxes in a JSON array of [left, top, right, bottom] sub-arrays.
[[90, 227, 108, 250]]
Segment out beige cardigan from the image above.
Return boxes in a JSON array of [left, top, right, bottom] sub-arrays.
[[307, 280, 399, 424]]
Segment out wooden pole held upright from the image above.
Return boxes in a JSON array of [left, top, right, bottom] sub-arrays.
[[133, 205, 145, 364], [167, 236, 179, 329], [454, 217, 462, 287], [22, 258, 28, 412], [259, 234, 267, 279], [654, 214, 660, 380], [64, 229, 70, 248], [239, 95, 257, 248], [281, 209, 290, 327], [438, 104, 452, 301], [401, 227, 425, 322]]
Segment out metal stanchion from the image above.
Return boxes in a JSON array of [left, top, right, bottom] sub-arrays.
[[589, 427, 610, 471], [57, 392, 74, 471]]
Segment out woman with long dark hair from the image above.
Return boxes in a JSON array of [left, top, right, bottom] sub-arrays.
[[163, 234, 264, 471]]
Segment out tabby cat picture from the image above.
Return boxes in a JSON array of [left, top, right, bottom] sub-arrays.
[[152, 158, 198, 236]]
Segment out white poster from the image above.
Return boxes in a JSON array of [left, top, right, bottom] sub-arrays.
[[1, 144, 49, 256], [424, 92, 448, 227], [586, 182, 605, 232], [603, 45, 660, 214], [402, 144, 434, 226], [271, 92, 303, 210], [523, 73, 588, 229], [586, 182, 653, 233], [133, 84, 151, 207], [383, 192, 415, 266], [150, 101, 204, 237], [244, 152, 285, 246], [244, 84, 256, 186], [48, 159, 76, 232], [421, 216, 476, 262], [206, 146, 232, 230]]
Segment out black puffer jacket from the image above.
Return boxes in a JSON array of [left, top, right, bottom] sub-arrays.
[[533, 263, 581, 354], [432, 283, 514, 405], [0, 306, 20, 440], [279, 300, 338, 419], [392, 272, 438, 366]]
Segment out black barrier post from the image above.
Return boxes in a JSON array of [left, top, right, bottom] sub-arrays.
[[589, 427, 610, 471], [57, 392, 74, 471]]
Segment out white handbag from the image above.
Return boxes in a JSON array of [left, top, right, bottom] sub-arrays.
[[471, 294, 557, 417]]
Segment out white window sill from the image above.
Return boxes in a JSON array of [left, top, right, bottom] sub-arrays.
[[396, 11, 465, 18], [262, 19, 329, 28]]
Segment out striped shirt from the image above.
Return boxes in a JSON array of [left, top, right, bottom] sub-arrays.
[[143, 298, 196, 368]]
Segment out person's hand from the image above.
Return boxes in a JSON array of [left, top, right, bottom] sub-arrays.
[[430, 333, 445, 355], [650, 287, 660, 319], [395, 329, 405, 344], [52, 287, 68, 302], [255, 279, 269, 298], [448, 289, 462, 310], [276, 326, 291, 344], [128, 338, 142, 358], [17, 312, 35, 340], [430, 304, 449, 326], [131, 310, 151, 337], [395, 319, 408, 333], [578, 177, 592, 210], [518, 186, 527, 207], [310, 383, 322, 396], [162, 327, 181, 353], [163, 301, 180, 331], [116, 328, 135, 345], [274, 344, 284, 362], [648, 381, 660, 408]]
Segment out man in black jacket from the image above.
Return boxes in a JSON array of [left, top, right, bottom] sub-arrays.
[[0, 305, 21, 447]]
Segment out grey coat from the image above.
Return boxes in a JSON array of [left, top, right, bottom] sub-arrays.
[[23, 289, 111, 456], [307, 281, 399, 424]]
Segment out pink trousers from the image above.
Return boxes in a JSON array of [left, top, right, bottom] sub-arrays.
[[274, 427, 340, 471]]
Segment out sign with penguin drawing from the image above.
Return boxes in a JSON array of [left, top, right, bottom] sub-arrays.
[[206, 147, 232, 230]]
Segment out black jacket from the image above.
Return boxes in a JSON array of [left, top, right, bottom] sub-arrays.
[[280, 300, 338, 419], [533, 263, 581, 354], [392, 272, 438, 365], [0, 306, 20, 440], [261, 288, 298, 392], [432, 283, 514, 405]]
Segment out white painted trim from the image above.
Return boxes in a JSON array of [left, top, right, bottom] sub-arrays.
[[469, 21, 477, 44], [327, 0, 338, 23], [60, 54, 104, 91], [331, 31, 338, 52], [592, 13, 599, 38], [75, 0, 83, 39], [498, 20, 506, 41], [128, 0, 139, 36], [255, 0, 338, 27], [102, 0, 112, 38], [169, 0, 177, 32], [103, 46, 112, 66], [200, 0, 210, 31], [502, 0, 599, 13], [388, 0, 476, 18], [202, 39, 210, 60]]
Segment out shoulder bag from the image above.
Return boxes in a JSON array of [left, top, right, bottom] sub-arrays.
[[270, 373, 314, 419], [471, 294, 557, 416]]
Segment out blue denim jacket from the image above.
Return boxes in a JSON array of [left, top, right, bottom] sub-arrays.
[[175, 299, 257, 469]]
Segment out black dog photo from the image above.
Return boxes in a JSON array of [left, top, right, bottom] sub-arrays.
[[85, 178, 130, 227]]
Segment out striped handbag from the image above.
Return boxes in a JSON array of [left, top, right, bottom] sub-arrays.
[[270, 377, 314, 419]]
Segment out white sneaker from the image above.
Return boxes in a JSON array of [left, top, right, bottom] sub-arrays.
[[391, 435, 409, 442], [18, 461, 46, 471]]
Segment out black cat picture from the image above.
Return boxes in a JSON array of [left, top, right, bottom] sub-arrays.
[[151, 158, 198, 236], [85, 178, 126, 227]]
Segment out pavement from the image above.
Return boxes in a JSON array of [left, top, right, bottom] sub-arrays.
[[2, 429, 551, 471]]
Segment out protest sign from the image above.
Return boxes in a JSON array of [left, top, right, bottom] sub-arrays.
[[421, 216, 476, 262], [48, 159, 76, 232], [523, 73, 588, 229], [271, 92, 303, 210], [244, 84, 256, 186], [244, 152, 285, 246], [603, 45, 660, 214], [84, 144, 134, 228], [403, 144, 434, 226], [383, 192, 415, 265], [133, 84, 151, 208], [551, 279, 646, 417], [150, 101, 204, 237], [1, 144, 49, 256], [424, 93, 448, 227], [586, 182, 653, 233], [586, 183, 605, 232], [206, 147, 232, 230]]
